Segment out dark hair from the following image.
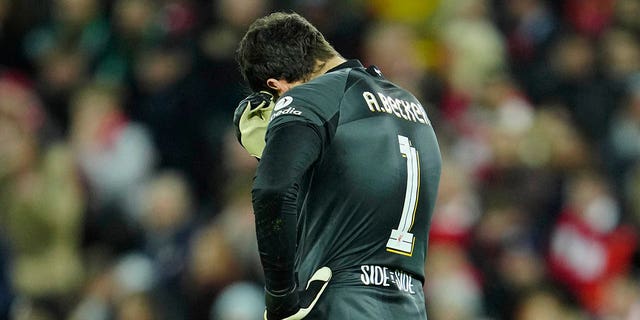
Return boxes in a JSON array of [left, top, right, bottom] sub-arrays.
[[236, 12, 337, 93]]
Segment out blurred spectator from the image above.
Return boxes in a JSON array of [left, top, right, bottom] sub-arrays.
[[429, 158, 481, 247], [112, 254, 156, 301], [563, 0, 615, 38], [439, 0, 507, 101], [201, 0, 269, 61], [363, 22, 428, 99], [600, 29, 640, 82], [425, 243, 483, 320], [35, 47, 90, 132], [514, 286, 586, 320], [114, 292, 156, 320], [93, 0, 159, 86], [69, 253, 156, 320], [480, 74, 535, 170], [195, 0, 272, 211], [0, 70, 83, 318], [524, 107, 590, 171], [0, 238, 12, 319], [185, 221, 242, 320], [608, 76, 640, 186], [100, 0, 198, 85], [68, 254, 117, 320], [134, 45, 190, 96], [549, 32, 596, 89], [4, 143, 85, 318], [613, 0, 640, 32], [548, 170, 637, 314], [23, 0, 109, 62], [139, 170, 195, 319], [540, 33, 618, 143], [214, 203, 261, 281], [0, 0, 46, 69], [498, 243, 545, 296], [70, 82, 155, 252], [217, 129, 262, 275], [23, 0, 110, 131], [112, 0, 157, 47], [291, 0, 369, 60], [11, 297, 58, 320], [495, 0, 559, 109], [199, 0, 269, 103], [441, 75, 537, 177], [597, 274, 640, 319], [210, 282, 264, 320], [627, 163, 640, 226], [502, 0, 557, 64], [220, 128, 258, 191], [131, 36, 238, 213], [0, 72, 48, 178], [471, 202, 534, 319], [181, 130, 261, 319]]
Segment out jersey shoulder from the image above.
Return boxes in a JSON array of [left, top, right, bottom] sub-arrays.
[[268, 69, 350, 129]]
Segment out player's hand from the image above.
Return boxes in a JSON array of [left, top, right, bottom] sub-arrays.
[[264, 267, 332, 320], [233, 91, 275, 158]]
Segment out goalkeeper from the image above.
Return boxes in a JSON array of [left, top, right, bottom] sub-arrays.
[[234, 12, 441, 320]]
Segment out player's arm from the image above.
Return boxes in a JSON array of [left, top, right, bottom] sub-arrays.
[[252, 121, 325, 319]]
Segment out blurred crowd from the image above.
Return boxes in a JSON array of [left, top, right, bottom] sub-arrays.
[[0, 0, 639, 319]]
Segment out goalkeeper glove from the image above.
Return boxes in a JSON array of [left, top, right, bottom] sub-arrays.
[[233, 91, 275, 158], [264, 267, 332, 320]]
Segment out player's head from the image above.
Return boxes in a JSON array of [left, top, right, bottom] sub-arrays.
[[236, 12, 339, 95]]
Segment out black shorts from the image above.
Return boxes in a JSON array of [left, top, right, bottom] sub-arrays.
[[303, 267, 427, 320]]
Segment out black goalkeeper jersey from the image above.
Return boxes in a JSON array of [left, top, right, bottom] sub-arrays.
[[253, 60, 441, 293]]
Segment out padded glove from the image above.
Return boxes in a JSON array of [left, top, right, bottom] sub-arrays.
[[264, 267, 332, 320], [233, 91, 275, 158]]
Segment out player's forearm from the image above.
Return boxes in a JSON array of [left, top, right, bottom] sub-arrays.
[[253, 183, 299, 293], [251, 122, 322, 293]]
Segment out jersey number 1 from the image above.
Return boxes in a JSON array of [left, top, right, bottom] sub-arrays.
[[386, 135, 420, 256]]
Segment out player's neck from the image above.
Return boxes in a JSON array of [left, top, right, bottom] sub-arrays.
[[269, 56, 348, 96], [312, 56, 347, 79]]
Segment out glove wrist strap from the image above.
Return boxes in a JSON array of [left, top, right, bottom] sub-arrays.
[[265, 284, 299, 318]]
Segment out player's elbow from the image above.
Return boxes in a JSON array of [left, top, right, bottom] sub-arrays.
[[252, 182, 298, 216], [252, 184, 287, 208], [252, 185, 279, 202]]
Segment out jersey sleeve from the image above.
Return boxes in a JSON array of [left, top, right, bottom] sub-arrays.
[[252, 122, 323, 294], [266, 71, 348, 148]]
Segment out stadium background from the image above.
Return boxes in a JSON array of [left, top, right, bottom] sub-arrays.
[[0, 0, 639, 319]]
